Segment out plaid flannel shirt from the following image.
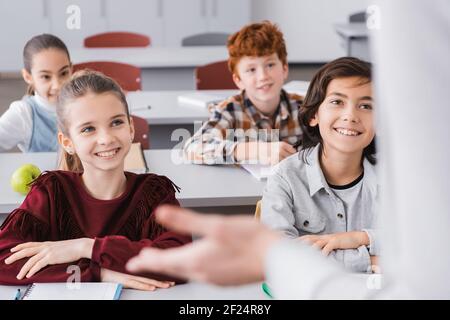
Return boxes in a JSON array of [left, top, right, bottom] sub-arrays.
[[183, 89, 304, 164]]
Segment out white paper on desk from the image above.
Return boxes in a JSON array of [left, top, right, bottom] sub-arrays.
[[22, 282, 122, 300], [177, 92, 231, 108], [240, 164, 275, 180], [283, 80, 310, 96]]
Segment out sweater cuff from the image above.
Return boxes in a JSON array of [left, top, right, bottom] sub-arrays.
[[89, 260, 102, 281], [91, 237, 104, 267]]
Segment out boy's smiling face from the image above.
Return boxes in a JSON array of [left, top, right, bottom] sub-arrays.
[[233, 53, 288, 115], [309, 76, 375, 158]]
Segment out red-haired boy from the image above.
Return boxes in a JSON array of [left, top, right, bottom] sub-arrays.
[[184, 21, 303, 165]]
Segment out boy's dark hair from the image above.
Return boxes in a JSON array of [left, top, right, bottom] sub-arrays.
[[296, 56, 376, 165], [23, 33, 71, 95]]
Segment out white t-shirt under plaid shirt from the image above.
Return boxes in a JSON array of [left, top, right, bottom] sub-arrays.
[[183, 89, 304, 164]]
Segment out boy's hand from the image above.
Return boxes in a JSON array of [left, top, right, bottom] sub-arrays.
[[100, 268, 175, 291], [299, 231, 370, 256], [4, 238, 94, 279], [235, 141, 296, 165]]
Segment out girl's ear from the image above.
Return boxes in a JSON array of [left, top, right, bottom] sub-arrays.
[[128, 116, 135, 142], [58, 131, 74, 153], [21, 68, 33, 85], [232, 73, 245, 91]]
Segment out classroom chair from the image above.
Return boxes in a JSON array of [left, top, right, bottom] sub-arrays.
[[349, 11, 366, 23], [195, 60, 238, 90], [84, 32, 151, 48], [73, 61, 142, 92], [181, 32, 229, 46], [254, 200, 262, 220], [131, 115, 150, 149]]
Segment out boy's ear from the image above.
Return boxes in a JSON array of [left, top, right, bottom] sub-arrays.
[[58, 131, 74, 153], [232, 73, 245, 91], [21, 68, 33, 85], [309, 114, 319, 127], [283, 63, 289, 81]]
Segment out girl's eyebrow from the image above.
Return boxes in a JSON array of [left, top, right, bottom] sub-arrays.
[[38, 65, 70, 74], [110, 113, 127, 119], [76, 114, 127, 129]]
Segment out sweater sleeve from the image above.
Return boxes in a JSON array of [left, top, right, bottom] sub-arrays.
[[91, 178, 192, 282], [0, 211, 100, 285]]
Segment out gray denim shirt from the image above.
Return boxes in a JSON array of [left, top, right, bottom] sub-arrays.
[[261, 144, 380, 273]]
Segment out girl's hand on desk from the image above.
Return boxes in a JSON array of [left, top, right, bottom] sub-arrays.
[[299, 231, 369, 256], [100, 268, 175, 291], [5, 238, 94, 280]]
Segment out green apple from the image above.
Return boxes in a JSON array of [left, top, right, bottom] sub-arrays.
[[10, 163, 41, 195]]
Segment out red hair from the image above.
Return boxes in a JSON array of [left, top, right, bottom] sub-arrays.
[[227, 21, 287, 76]]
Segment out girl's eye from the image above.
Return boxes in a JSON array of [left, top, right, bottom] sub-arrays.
[[81, 126, 94, 134], [360, 104, 373, 110], [246, 68, 255, 73], [41, 75, 50, 80], [61, 71, 69, 77], [112, 119, 124, 127], [267, 62, 275, 68]]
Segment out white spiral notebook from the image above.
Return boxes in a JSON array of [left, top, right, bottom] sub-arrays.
[[20, 282, 122, 300]]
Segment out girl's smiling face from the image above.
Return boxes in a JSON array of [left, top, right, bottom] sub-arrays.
[[22, 48, 72, 104], [309, 76, 375, 158], [60, 92, 134, 173]]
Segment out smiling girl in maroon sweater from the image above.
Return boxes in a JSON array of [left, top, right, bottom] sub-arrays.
[[0, 71, 191, 290]]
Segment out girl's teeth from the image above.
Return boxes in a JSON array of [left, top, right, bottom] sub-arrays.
[[336, 128, 359, 136], [97, 149, 118, 157]]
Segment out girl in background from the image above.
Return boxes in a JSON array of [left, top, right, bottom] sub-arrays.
[[0, 34, 71, 152]]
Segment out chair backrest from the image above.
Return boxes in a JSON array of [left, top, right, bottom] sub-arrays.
[[349, 11, 366, 23], [195, 60, 238, 90], [182, 32, 229, 46], [131, 115, 150, 149], [84, 32, 150, 48], [255, 200, 262, 220], [73, 61, 142, 92]]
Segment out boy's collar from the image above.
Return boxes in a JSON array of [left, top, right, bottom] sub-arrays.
[[241, 89, 290, 121]]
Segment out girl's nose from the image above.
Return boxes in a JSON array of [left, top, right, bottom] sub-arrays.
[[97, 130, 115, 145]]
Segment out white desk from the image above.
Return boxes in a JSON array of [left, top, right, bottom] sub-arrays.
[[71, 46, 229, 90], [0, 282, 268, 300], [0, 149, 265, 214], [128, 89, 237, 149], [127, 81, 309, 125], [126, 81, 309, 149], [127, 90, 237, 125]]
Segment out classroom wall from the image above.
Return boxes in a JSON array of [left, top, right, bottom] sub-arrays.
[[250, 0, 371, 62]]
